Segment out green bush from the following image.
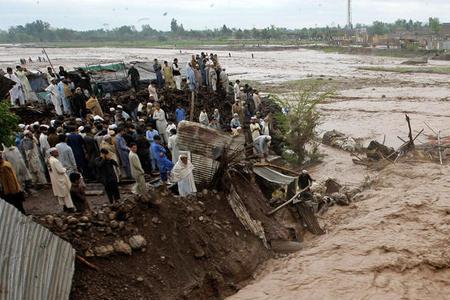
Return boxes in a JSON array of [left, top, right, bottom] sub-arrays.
[[271, 82, 333, 164], [0, 102, 19, 147]]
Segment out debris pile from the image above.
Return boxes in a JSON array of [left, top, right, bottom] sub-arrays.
[[322, 130, 361, 152]]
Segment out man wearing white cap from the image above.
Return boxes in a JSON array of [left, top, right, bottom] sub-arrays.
[[45, 79, 63, 116], [250, 116, 261, 141], [253, 135, 272, 162], [39, 125, 51, 159], [19, 130, 47, 185], [47, 148, 75, 212]]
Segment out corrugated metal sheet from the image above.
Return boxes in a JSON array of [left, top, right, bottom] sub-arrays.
[[0, 200, 75, 300], [177, 121, 233, 185], [253, 167, 297, 185]]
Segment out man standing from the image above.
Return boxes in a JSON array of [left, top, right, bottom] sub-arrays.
[[47, 148, 75, 212], [46, 79, 63, 116], [71, 87, 87, 118], [115, 127, 131, 178], [170, 153, 197, 197], [220, 68, 229, 93], [250, 116, 261, 141], [20, 130, 47, 186], [153, 59, 163, 88], [150, 135, 166, 173], [39, 125, 51, 159], [172, 58, 182, 90], [162, 61, 174, 88], [233, 80, 241, 102], [298, 170, 314, 192], [55, 134, 78, 175], [66, 126, 87, 175], [153, 102, 168, 145], [0, 152, 26, 214], [129, 143, 146, 196], [4, 67, 25, 106], [127, 64, 140, 91], [96, 149, 120, 203], [148, 82, 158, 101], [15, 66, 37, 102], [175, 104, 186, 124]]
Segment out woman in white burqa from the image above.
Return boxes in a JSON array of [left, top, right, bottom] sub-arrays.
[[170, 153, 197, 197]]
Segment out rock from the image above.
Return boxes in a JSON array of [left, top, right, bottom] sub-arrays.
[[325, 179, 342, 195], [129, 235, 147, 250], [216, 195, 221, 200], [85, 249, 95, 257], [202, 189, 208, 195], [110, 220, 119, 229], [381, 94, 386, 99], [67, 217, 78, 225], [331, 192, 350, 206], [151, 217, 160, 224], [322, 130, 345, 145], [80, 216, 90, 223], [161, 234, 167, 241], [45, 215, 55, 225], [194, 248, 206, 259], [367, 141, 395, 161], [94, 245, 114, 257], [198, 216, 204, 222], [136, 276, 144, 282], [108, 212, 117, 220], [113, 240, 132, 255], [75, 229, 83, 235]]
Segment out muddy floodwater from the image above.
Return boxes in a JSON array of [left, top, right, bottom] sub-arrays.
[[1, 46, 449, 149]]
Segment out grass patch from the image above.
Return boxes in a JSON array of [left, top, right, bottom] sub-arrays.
[[358, 66, 450, 75]]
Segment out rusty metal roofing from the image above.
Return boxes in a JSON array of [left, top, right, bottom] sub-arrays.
[[177, 121, 233, 184], [253, 167, 297, 185], [0, 200, 75, 300]]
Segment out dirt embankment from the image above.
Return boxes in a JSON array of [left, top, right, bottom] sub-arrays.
[[227, 162, 450, 300], [66, 188, 270, 300]]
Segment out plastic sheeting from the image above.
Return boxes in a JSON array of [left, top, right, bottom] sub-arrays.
[[253, 167, 297, 185], [0, 200, 75, 300]]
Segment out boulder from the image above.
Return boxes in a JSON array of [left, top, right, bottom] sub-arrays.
[[129, 235, 147, 250], [94, 245, 114, 257], [367, 141, 395, 160], [331, 192, 350, 206], [113, 240, 132, 255], [322, 130, 346, 145]]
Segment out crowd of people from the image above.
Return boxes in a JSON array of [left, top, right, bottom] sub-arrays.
[[0, 51, 274, 216]]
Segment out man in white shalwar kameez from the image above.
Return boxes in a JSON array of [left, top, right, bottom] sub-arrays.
[[15, 66, 37, 102], [2, 144, 32, 190], [152, 102, 169, 145], [170, 153, 197, 197], [129, 143, 147, 197], [46, 79, 63, 115], [47, 148, 75, 212], [4, 67, 25, 106]]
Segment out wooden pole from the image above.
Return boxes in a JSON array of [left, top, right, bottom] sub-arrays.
[[438, 130, 443, 165], [405, 114, 414, 145], [189, 91, 195, 122], [267, 186, 310, 216], [42, 48, 57, 76]]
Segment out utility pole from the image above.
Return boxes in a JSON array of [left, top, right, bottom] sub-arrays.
[[347, 0, 353, 29]]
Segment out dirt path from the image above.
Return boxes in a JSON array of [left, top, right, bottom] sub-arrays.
[[227, 161, 450, 300]]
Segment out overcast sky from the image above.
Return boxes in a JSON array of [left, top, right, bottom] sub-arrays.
[[1, 0, 449, 31]]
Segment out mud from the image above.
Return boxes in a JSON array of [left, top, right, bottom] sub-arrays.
[[227, 162, 450, 300]]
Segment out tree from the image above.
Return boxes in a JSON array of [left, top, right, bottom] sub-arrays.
[[170, 18, 178, 33], [271, 82, 333, 163], [0, 102, 19, 147], [429, 17, 441, 34]]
